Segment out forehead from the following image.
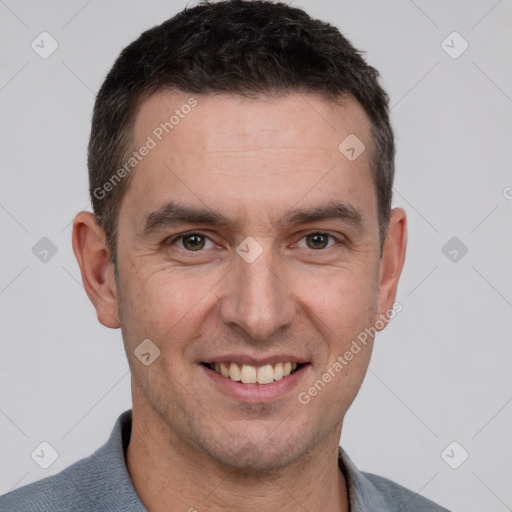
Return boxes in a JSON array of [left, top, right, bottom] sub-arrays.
[[122, 90, 376, 230], [133, 90, 370, 154]]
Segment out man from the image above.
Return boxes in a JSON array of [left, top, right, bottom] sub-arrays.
[[0, 1, 450, 510]]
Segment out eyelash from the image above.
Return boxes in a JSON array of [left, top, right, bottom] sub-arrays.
[[166, 230, 342, 252]]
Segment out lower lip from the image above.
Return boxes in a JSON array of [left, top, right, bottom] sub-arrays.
[[201, 364, 310, 403]]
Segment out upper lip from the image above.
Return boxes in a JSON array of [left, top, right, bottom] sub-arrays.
[[202, 354, 309, 366]]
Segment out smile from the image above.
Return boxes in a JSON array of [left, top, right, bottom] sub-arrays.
[[202, 361, 304, 385]]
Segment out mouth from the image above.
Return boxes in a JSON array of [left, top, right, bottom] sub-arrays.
[[201, 361, 306, 385]]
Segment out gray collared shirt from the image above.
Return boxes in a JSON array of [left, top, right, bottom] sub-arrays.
[[0, 410, 450, 511]]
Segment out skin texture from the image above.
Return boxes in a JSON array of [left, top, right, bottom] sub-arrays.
[[72, 91, 407, 512]]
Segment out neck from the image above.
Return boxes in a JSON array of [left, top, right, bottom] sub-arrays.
[[125, 402, 350, 512]]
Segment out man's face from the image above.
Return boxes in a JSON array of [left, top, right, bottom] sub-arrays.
[[114, 91, 389, 471]]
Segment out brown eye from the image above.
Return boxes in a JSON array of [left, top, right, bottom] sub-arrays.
[[303, 232, 333, 250], [165, 231, 217, 254], [181, 234, 207, 251]]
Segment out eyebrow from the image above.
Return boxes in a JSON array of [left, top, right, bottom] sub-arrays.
[[138, 199, 365, 238]]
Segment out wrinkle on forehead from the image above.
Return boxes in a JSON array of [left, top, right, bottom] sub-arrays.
[[124, 91, 376, 223], [132, 91, 371, 153]]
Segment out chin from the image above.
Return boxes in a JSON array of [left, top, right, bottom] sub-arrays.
[[212, 445, 296, 474], [202, 428, 312, 474]]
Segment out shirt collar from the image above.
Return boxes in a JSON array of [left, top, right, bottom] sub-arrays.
[[113, 410, 391, 511], [338, 445, 393, 511]]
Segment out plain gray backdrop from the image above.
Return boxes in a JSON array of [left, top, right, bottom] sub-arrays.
[[1, 1, 511, 511]]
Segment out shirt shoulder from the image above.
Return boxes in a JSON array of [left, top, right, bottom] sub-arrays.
[[0, 453, 113, 512], [338, 446, 451, 511], [362, 471, 451, 511], [0, 410, 145, 512]]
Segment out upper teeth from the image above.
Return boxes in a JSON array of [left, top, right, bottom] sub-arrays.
[[211, 362, 298, 384]]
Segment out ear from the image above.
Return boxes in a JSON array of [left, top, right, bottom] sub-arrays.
[[375, 207, 407, 330], [71, 211, 120, 328]]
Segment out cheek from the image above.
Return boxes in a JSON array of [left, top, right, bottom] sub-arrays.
[[305, 263, 379, 325], [118, 265, 217, 348], [280, 271, 378, 383]]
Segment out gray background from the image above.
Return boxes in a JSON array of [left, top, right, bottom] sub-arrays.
[[0, 1, 511, 510]]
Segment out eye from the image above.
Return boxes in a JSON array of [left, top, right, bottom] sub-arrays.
[[296, 232, 338, 250], [169, 232, 216, 251], [165, 230, 342, 253]]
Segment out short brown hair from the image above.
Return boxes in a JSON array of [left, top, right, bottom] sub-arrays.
[[88, 0, 395, 268]]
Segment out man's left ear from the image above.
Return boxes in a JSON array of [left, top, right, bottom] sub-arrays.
[[376, 207, 407, 329]]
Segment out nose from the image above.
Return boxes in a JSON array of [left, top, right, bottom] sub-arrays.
[[218, 242, 296, 342]]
